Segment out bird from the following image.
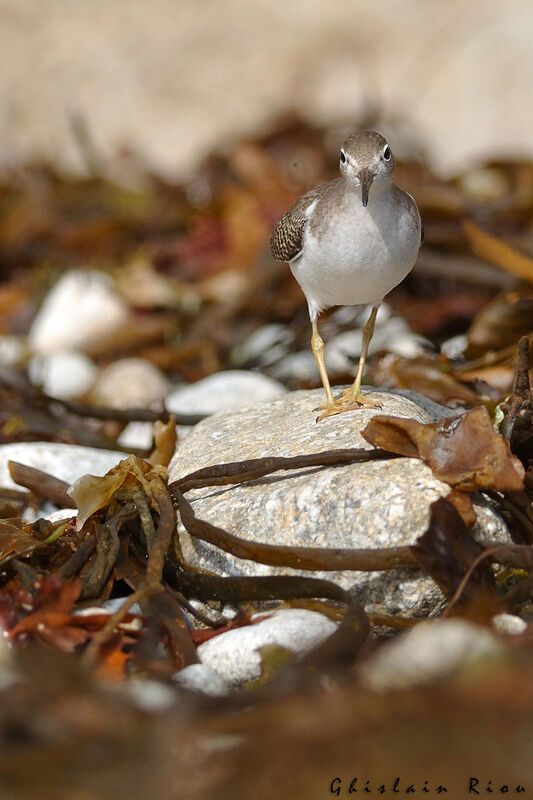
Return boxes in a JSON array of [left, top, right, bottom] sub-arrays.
[[269, 130, 423, 420]]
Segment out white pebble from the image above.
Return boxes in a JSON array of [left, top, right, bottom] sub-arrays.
[[28, 349, 97, 399], [166, 370, 286, 415], [0, 442, 123, 493], [29, 270, 129, 354], [117, 421, 154, 450], [0, 335, 28, 366], [360, 619, 503, 691], [197, 609, 337, 687], [92, 358, 169, 409], [174, 663, 230, 696], [491, 613, 527, 636]]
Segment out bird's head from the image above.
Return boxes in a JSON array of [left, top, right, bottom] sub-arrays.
[[339, 131, 395, 207]]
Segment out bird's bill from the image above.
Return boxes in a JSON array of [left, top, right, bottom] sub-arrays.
[[359, 169, 374, 207]]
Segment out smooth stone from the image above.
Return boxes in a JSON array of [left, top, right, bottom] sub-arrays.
[[491, 613, 527, 636], [28, 349, 98, 399], [359, 620, 503, 690], [327, 316, 428, 367], [28, 270, 130, 354], [459, 167, 510, 203], [327, 304, 427, 370], [0, 335, 28, 366], [0, 442, 124, 493], [270, 305, 427, 381], [441, 334, 468, 359], [269, 350, 318, 384], [166, 370, 287, 415], [101, 598, 143, 616], [41, 508, 78, 523], [230, 323, 293, 369], [197, 609, 337, 687], [127, 679, 176, 712], [0, 636, 16, 691], [174, 664, 230, 697], [391, 390, 460, 421], [92, 357, 169, 409], [117, 421, 155, 450], [169, 388, 510, 618], [74, 602, 143, 628]]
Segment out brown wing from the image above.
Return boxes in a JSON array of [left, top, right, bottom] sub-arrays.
[[269, 185, 324, 262]]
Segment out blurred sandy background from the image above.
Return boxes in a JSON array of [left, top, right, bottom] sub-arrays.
[[0, 0, 531, 178]]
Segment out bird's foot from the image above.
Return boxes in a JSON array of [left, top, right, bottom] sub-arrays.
[[338, 387, 382, 409], [314, 395, 380, 421], [315, 401, 351, 422]]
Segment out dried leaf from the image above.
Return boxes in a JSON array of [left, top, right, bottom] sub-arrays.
[[450, 363, 513, 395], [148, 415, 177, 468], [391, 357, 478, 405], [0, 518, 69, 568], [499, 336, 533, 462], [447, 489, 476, 527], [463, 219, 533, 282], [8, 461, 73, 506], [68, 454, 164, 530], [9, 576, 82, 638], [411, 498, 499, 617], [466, 287, 533, 358], [68, 470, 125, 531], [362, 406, 525, 491], [0, 520, 38, 560]]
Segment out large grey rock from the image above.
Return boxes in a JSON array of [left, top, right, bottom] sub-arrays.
[[169, 388, 510, 617]]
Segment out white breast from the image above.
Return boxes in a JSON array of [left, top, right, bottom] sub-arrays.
[[290, 188, 420, 315]]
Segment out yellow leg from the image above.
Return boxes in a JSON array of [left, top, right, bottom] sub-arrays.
[[311, 319, 336, 409], [341, 305, 379, 405]]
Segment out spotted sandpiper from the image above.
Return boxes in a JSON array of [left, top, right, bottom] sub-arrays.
[[270, 130, 423, 420]]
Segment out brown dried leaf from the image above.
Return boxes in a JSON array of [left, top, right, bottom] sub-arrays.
[[391, 357, 478, 406], [0, 518, 68, 568], [9, 576, 82, 638], [463, 219, 533, 282], [362, 406, 525, 492], [68, 470, 125, 531], [68, 454, 164, 530], [466, 287, 533, 358], [147, 415, 177, 468], [499, 336, 533, 462], [450, 364, 513, 395], [447, 489, 476, 527], [8, 461, 73, 507], [0, 520, 38, 560], [413, 498, 500, 618]]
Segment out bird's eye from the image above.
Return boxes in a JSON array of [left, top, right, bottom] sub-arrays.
[[340, 150, 346, 164], [383, 145, 392, 161]]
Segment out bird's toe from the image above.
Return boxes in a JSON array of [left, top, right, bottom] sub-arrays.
[[339, 388, 382, 409]]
